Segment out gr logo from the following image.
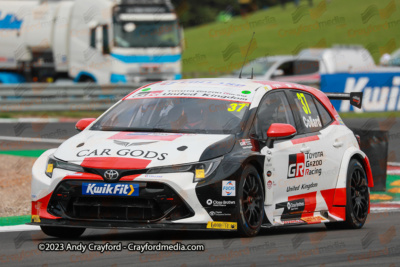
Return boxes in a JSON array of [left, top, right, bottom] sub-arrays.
[[288, 153, 305, 178]]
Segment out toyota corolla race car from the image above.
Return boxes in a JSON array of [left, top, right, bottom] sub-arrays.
[[30, 79, 373, 238]]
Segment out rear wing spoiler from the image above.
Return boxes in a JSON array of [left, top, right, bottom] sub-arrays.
[[325, 92, 363, 109]]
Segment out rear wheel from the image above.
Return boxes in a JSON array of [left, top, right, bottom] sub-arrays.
[[40, 226, 85, 238], [326, 159, 369, 230], [237, 165, 264, 237]]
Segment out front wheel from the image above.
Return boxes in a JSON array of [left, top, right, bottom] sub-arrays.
[[236, 165, 264, 237], [41, 226, 86, 238], [326, 159, 369, 230]]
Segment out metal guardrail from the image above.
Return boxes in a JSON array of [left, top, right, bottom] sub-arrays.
[[0, 83, 144, 111], [0, 80, 320, 112]]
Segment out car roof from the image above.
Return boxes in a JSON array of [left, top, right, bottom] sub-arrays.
[[123, 78, 337, 117], [125, 78, 317, 96]]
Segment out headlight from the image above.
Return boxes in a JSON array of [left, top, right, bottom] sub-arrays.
[[146, 157, 223, 183], [45, 155, 85, 178]]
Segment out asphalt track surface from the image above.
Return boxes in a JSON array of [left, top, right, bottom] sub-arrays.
[[0, 211, 399, 266]]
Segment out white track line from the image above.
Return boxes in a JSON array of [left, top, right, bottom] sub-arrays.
[[0, 136, 65, 144], [0, 225, 40, 233]]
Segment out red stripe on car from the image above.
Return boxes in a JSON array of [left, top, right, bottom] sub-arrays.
[[81, 157, 152, 169], [291, 135, 319, 144]]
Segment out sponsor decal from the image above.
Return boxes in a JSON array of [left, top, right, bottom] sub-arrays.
[[282, 219, 305, 225], [126, 83, 252, 102], [335, 115, 345, 125], [76, 149, 168, 160], [209, 211, 232, 217], [267, 180, 272, 189], [301, 216, 327, 224], [206, 221, 237, 230], [196, 169, 205, 179], [82, 183, 139, 196], [286, 200, 305, 211], [287, 182, 318, 192], [302, 115, 322, 128], [287, 152, 323, 178], [135, 90, 164, 98], [222, 181, 236, 196], [206, 199, 236, 207], [239, 139, 252, 149], [267, 171, 272, 177], [31, 215, 40, 223], [276, 199, 305, 219], [144, 174, 163, 178]]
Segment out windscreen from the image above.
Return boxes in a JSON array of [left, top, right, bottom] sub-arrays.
[[114, 20, 180, 48], [91, 98, 250, 134]]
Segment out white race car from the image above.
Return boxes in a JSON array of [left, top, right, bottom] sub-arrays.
[[30, 79, 373, 238]]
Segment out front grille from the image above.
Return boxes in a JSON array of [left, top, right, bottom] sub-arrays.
[[70, 197, 163, 221], [48, 181, 194, 222]]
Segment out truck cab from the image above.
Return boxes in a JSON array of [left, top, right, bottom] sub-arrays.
[[0, 0, 183, 84]]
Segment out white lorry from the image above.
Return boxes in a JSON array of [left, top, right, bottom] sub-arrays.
[[0, 0, 183, 84]]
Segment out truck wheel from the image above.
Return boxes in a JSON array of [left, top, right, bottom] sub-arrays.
[[237, 165, 264, 237], [79, 76, 95, 83], [40, 226, 85, 238], [326, 159, 369, 230]]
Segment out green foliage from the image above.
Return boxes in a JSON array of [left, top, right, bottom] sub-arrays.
[[180, 0, 400, 75]]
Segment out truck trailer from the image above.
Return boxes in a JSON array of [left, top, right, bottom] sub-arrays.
[[0, 0, 183, 84]]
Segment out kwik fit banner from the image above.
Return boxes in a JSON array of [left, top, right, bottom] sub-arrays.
[[320, 72, 400, 112]]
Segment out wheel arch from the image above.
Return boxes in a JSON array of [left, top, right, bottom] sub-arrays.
[[244, 157, 266, 200], [333, 147, 373, 207]]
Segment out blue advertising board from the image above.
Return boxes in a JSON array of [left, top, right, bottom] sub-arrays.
[[320, 72, 400, 112]]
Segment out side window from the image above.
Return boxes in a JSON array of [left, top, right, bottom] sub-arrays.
[[294, 60, 319, 75], [276, 61, 294, 77], [290, 91, 322, 133], [102, 25, 110, 54], [255, 92, 295, 140], [314, 98, 333, 126], [90, 28, 96, 48]]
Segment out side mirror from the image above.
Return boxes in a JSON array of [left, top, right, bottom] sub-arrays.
[[266, 123, 296, 148], [75, 118, 96, 131], [272, 69, 284, 78]]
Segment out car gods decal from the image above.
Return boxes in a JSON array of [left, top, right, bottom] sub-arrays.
[[76, 149, 168, 160], [287, 151, 323, 178]]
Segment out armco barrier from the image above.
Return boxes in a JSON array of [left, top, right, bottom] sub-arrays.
[[320, 72, 400, 113], [0, 83, 144, 111]]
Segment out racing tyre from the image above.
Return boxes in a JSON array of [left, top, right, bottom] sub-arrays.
[[40, 226, 86, 238], [237, 165, 264, 237], [325, 159, 369, 230]]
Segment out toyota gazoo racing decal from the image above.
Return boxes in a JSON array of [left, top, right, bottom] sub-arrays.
[[287, 151, 323, 179]]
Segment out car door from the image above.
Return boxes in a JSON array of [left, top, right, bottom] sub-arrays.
[[282, 90, 345, 218], [253, 91, 307, 223]]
